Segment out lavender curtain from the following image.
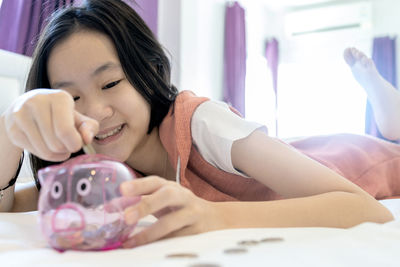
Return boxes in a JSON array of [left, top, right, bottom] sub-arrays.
[[0, 0, 75, 57], [0, 0, 158, 57], [265, 38, 279, 136], [126, 0, 158, 36], [365, 36, 397, 141], [223, 1, 246, 116]]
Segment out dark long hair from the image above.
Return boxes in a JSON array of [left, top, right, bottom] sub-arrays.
[[26, 0, 178, 189]]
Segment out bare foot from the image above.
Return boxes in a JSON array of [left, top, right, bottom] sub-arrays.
[[343, 47, 380, 94]]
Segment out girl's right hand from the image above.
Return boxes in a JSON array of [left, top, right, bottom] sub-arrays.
[[2, 89, 99, 162]]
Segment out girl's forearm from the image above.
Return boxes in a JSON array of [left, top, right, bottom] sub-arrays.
[[0, 116, 24, 212], [214, 191, 393, 229]]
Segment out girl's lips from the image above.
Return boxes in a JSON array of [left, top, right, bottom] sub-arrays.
[[94, 124, 126, 145], [96, 124, 124, 136]]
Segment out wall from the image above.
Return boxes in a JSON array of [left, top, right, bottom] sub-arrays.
[[158, 0, 226, 100], [158, 0, 181, 88]]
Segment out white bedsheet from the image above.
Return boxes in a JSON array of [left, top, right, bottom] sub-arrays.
[[1, 200, 400, 267]]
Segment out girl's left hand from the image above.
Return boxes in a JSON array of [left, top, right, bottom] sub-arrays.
[[119, 176, 224, 248]]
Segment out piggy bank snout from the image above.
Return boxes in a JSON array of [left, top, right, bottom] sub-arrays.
[[52, 204, 85, 232]]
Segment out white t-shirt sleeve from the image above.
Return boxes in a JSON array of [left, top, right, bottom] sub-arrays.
[[191, 100, 268, 177]]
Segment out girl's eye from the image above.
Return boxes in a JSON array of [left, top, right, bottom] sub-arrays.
[[73, 96, 80, 101], [102, 80, 121, 90]]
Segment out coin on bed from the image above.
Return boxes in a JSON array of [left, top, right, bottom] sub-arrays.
[[223, 247, 248, 254], [165, 252, 198, 259], [188, 264, 221, 267], [237, 240, 259, 246], [259, 237, 284, 243]]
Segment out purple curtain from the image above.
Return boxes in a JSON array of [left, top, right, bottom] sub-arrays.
[[126, 0, 158, 36], [365, 36, 397, 141], [0, 0, 74, 57], [0, 0, 158, 57], [265, 38, 279, 136], [223, 1, 246, 116]]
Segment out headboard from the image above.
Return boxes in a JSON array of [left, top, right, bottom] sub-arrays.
[[0, 49, 33, 180], [0, 49, 32, 114]]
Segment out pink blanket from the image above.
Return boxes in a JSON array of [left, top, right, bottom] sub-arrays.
[[289, 133, 400, 199]]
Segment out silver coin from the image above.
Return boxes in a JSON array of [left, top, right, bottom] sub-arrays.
[[166, 253, 199, 259], [237, 240, 259, 246], [260, 237, 284, 243], [188, 264, 221, 267], [223, 247, 248, 254]]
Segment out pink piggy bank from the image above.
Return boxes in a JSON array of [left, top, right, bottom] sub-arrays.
[[38, 154, 140, 251]]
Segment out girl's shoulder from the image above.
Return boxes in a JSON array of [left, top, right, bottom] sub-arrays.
[[191, 100, 267, 176]]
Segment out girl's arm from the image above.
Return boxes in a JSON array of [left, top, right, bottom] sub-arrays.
[[121, 130, 393, 248], [228, 130, 393, 227], [0, 116, 39, 212], [0, 116, 24, 212]]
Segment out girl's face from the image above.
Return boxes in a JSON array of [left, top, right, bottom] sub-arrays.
[[47, 30, 152, 162]]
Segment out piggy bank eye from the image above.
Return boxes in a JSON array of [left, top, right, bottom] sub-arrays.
[[51, 181, 63, 199], [76, 178, 91, 196]]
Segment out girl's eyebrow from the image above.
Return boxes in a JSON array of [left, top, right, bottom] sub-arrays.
[[52, 80, 73, 89], [52, 62, 121, 89], [91, 62, 121, 77]]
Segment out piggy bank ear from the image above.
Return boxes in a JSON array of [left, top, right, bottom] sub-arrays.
[[37, 167, 57, 186]]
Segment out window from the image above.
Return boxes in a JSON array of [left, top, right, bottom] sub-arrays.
[[276, 56, 367, 139], [246, 27, 371, 139], [244, 1, 373, 138], [245, 55, 278, 136]]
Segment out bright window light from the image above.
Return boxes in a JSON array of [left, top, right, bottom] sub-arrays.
[[245, 55, 277, 136], [277, 59, 367, 139], [245, 28, 370, 139]]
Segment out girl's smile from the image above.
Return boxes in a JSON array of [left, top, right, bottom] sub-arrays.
[[94, 123, 126, 145]]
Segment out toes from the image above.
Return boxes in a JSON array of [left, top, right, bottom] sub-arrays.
[[344, 47, 372, 68], [351, 47, 361, 60], [352, 48, 368, 61], [361, 56, 375, 69], [343, 47, 356, 66], [361, 56, 370, 67]]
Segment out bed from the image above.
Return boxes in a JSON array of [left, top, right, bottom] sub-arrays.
[[0, 200, 400, 267]]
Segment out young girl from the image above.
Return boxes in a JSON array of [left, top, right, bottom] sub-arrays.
[[0, 0, 397, 249], [344, 47, 400, 141]]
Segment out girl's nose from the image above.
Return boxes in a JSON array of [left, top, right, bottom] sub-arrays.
[[83, 97, 114, 122]]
